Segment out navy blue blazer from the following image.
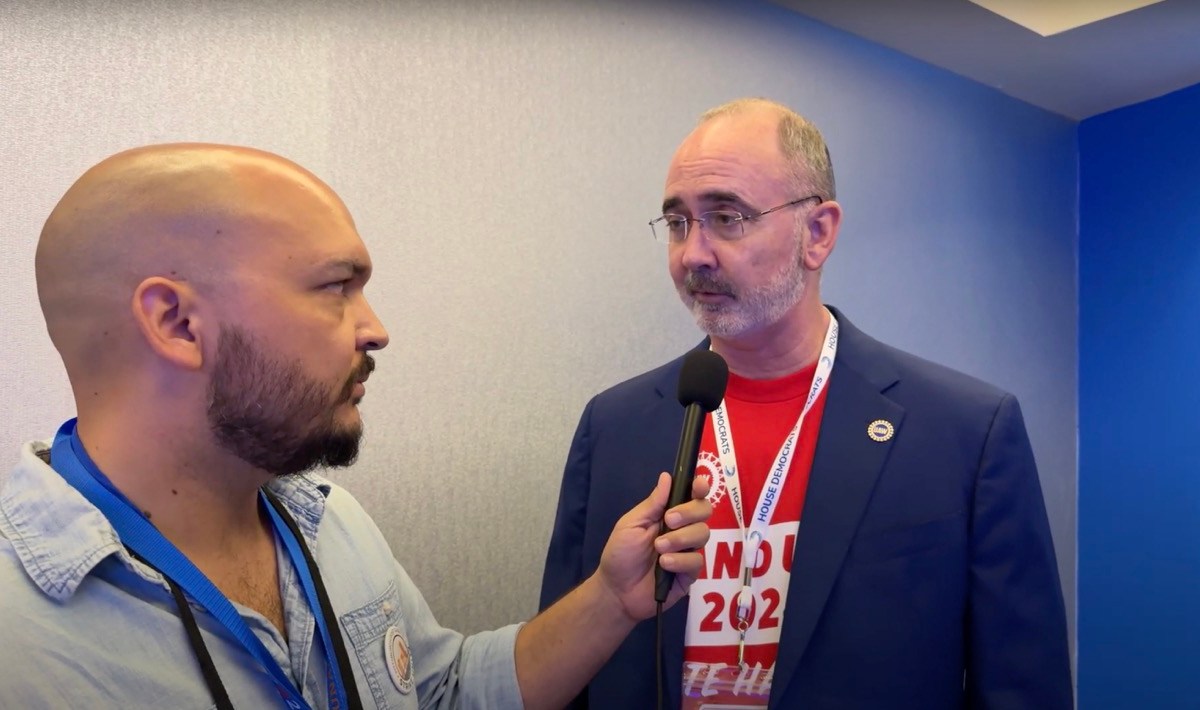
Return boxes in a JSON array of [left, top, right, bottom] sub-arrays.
[[540, 307, 1072, 709]]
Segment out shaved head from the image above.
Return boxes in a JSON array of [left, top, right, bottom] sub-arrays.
[[37, 142, 388, 477], [36, 143, 350, 377]]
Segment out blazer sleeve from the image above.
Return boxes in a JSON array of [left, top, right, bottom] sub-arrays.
[[540, 397, 596, 609], [966, 393, 1074, 709], [538, 399, 598, 710]]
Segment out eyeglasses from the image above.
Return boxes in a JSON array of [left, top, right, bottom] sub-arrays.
[[648, 195, 823, 244]]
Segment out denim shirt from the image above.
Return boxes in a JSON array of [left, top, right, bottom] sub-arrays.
[[0, 440, 522, 709]]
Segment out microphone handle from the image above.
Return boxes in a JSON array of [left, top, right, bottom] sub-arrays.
[[655, 402, 707, 603]]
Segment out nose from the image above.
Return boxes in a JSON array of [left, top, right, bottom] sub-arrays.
[[356, 297, 390, 351], [676, 223, 719, 272]]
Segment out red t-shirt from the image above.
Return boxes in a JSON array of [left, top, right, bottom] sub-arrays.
[[682, 361, 830, 708]]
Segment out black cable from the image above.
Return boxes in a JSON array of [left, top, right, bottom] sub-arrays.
[[126, 547, 235, 710], [168, 576, 236, 710], [264, 490, 364, 710], [142, 492, 366, 709], [656, 600, 664, 710]]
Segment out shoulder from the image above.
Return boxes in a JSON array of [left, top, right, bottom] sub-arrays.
[[583, 346, 698, 417], [878, 340, 1008, 403], [833, 308, 1017, 420]]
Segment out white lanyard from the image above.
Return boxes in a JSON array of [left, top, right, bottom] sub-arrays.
[[711, 310, 838, 666]]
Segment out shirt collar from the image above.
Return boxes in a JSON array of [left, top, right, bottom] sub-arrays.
[[266, 471, 332, 551], [1, 438, 332, 602]]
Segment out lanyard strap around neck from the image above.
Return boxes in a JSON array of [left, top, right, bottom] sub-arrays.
[[48, 419, 354, 710], [711, 311, 838, 626], [263, 490, 359, 710]]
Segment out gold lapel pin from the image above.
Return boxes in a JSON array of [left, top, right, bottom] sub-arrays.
[[867, 419, 895, 442]]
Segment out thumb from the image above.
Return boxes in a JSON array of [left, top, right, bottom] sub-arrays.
[[626, 472, 672, 528]]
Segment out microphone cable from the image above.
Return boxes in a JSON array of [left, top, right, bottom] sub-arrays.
[[656, 600, 665, 710], [656, 348, 728, 710]]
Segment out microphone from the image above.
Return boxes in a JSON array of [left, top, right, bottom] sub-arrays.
[[654, 349, 729, 603]]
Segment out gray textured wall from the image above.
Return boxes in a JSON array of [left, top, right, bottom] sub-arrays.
[[0, 0, 1078, 665]]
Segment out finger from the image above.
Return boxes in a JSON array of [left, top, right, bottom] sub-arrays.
[[651, 471, 671, 504], [620, 472, 672, 528], [647, 471, 672, 513], [656, 550, 704, 576], [655, 521, 710, 553], [691, 473, 711, 500], [662, 496, 712, 530]]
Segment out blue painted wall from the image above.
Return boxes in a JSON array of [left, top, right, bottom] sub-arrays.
[[1079, 82, 1200, 708]]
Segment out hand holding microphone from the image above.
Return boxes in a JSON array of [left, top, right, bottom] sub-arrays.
[[589, 349, 726, 624], [654, 349, 729, 603]]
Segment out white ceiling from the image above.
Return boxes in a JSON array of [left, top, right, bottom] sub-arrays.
[[966, 0, 1166, 37], [770, 0, 1200, 120]]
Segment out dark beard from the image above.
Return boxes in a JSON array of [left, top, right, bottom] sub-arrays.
[[206, 327, 373, 476]]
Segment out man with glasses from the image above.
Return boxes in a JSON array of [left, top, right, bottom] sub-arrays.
[[540, 98, 1072, 709]]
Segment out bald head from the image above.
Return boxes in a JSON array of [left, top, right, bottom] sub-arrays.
[[696, 98, 836, 201], [36, 143, 353, 378]]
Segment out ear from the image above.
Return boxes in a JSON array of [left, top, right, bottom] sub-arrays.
[[801, 199, 842, 271], [130, 277, 207, 371]]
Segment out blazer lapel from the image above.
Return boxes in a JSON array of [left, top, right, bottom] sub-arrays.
[[769, 324, 905, 706]]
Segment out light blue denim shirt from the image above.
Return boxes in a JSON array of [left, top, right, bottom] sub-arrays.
[[0, 439, 523, 709]]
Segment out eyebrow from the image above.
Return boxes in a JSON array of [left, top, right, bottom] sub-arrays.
[[661, 190, 749, 214], [315, 258, 370, 279]]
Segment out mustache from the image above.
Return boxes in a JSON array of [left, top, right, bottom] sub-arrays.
[[684, 271, 735, 297], [355, 354, 376, 382], [341, 354, 376, 399]]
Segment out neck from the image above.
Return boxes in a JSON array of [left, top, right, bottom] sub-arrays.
[[73, 410, 274, 558], [710, 300, 831, 380]]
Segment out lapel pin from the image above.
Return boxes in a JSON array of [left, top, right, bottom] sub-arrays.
[[867, 419, 895, 442]]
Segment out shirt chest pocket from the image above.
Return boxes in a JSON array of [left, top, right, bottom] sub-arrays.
[[339, 583, 419, 710]]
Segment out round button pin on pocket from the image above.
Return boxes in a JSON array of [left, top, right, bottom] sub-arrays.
[[384, 626, 414, 694]]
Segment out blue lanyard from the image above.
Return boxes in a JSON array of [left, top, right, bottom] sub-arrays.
[[49, 419, 350, 710], [263, 497, 350, 710]]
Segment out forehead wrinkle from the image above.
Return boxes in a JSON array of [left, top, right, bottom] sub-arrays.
[[667, 116, 796, 213], [662, 190, 752, 217], [664, 152, 773, 207]]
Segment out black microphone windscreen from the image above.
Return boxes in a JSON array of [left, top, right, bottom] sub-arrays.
[[677, 349, 729, 412]]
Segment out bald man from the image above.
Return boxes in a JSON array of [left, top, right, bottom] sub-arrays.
[[540, 99, 1072, 708], [0, 143, 710, 710]]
